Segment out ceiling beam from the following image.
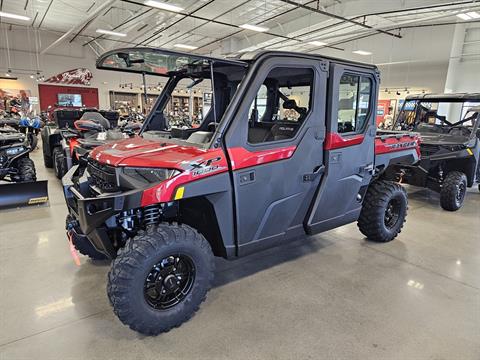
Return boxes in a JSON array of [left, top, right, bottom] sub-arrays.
[[38, 0, 54, 29], [278, 0, 401, 39], [83, 7, 153, 46], [40, 0, 116, 55]]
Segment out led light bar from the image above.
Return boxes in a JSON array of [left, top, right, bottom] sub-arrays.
[[240, 24, 269, 32], [173, 44, 198, 50], [144, 1, 184, 12], [352, 50, 372, 56], [96, 29, 127, 37], [0, 11, 31, 21]]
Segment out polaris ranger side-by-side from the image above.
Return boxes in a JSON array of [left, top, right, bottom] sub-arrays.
[[63, 48, 420, 335], [391, 93, 480, 210]]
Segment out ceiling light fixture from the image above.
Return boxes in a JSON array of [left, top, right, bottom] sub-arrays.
[[240, 24, 269, 32], [466, 11, 480, 19], [173, 44, 198, 50], [96, 29, 127, 37], [0, 11, 31, 21], [144, 1, 184, 12], [352, 50, 372, 56], [456, 13, 472, 20], [308, 41, 328, 47]]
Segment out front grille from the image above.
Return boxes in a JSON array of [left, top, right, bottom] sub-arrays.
[[87, 159, 119, 192], [420, 144, 440, 158]]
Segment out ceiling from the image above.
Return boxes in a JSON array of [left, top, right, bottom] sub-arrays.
[[0, 0, 479, 58]]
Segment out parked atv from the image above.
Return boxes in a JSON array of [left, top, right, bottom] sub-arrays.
[[391, 93, 480, 211], [0, 125, 36, 182], [72, 118, 141, 166], [63, 47, 420, 335], [41, 108, 120, 179]]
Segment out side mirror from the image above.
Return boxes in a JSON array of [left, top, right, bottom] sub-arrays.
[[74, 119, 103, 132]]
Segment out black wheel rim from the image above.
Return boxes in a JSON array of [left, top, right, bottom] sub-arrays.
[[456, 182, 466, 203], [144, 254, 195, 310], [384, 198, 401, 229]]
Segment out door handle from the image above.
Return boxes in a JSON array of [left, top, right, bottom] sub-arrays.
[[239, 170, 255, 185], [303, 165, 325, 182]]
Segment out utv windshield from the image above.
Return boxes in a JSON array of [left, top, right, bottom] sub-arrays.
[[394, 100, 480, 138], [97, 47, 246, 77], [97, 48, 248, 146]]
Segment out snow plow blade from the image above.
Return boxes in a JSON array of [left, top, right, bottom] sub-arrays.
[[0, 180, 49, 209]]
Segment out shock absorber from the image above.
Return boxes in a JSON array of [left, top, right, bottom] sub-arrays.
[[143, 205, 161, 226]]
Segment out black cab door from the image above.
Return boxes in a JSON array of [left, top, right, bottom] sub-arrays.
[[224, 56, 328, 256], [305, 63, 378, 234]]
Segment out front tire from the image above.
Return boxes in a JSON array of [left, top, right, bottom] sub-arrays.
[[13, 157, 37, 182], [107, 223, 214, 335], [358, 180, 408, 242], [53, 147, 67, 179], [440, 171, 467, 211]]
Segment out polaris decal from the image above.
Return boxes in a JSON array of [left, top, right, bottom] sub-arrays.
[[190, 156, 224, 177], [385, 141, 417, 150]]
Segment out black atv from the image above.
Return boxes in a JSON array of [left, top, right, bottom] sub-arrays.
[[41, 108, 120, 179], [0, 124, 36, 183], [391, 93, 480, 211]]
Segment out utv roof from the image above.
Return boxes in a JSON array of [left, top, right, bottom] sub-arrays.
[[97, 47, 377, 77], [233, 50, 378, 70], [405, 93, 480, 102]]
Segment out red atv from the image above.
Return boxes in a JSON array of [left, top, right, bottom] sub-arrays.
[[63, 48, 420, 335]]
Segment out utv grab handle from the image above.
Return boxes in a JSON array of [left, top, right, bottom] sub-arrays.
[[303, 165, 325, 182]]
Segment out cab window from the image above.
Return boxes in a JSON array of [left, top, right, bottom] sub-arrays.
[[247, 67, 314, 144], [337, 74, 372, 134]]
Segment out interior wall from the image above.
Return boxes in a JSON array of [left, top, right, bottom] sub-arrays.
[[38, 84, 99, 110], [444, 24, 480, 93]]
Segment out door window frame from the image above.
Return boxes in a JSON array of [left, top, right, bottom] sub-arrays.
[[335, 71, 375, 137]]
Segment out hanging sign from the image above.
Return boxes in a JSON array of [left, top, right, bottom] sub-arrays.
[[44, 68, 93, 85]]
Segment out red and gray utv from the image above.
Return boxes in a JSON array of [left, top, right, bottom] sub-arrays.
[[63, 48, 420, 335]]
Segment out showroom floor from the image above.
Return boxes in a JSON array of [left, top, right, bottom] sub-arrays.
[[0, 147, 479, 360]]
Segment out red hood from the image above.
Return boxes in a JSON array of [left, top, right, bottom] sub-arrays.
[[90, 137, 215, 169]]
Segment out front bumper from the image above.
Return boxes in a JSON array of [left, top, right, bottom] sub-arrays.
[[62, 165, 143, 258]]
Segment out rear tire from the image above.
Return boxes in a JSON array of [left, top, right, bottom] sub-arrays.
[[440, 171, 467, 211], [53, 147, 67, 179], [107, 223, 214, 335], [358, 180, 408, 243], [43, 153, 53, 168], [13, 157, 36, 182], [28, 133, 38, 150]]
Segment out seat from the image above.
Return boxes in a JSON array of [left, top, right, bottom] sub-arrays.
[[80, 112, 111, 130], [186, 131, 213, 144], [267, 121, 300, 141]]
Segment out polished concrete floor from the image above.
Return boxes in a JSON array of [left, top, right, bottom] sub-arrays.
[[0, 146, 479, 360]]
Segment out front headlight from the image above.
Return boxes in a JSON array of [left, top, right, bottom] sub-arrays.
[[123, 167, 180, 183], [5, 146, 26, 156]]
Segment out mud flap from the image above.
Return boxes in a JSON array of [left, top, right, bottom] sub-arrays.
[[0, 180, 49, 209]]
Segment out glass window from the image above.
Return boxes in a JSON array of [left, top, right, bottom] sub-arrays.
[[247, 67, 314, 144], [337, 74, 372, 134]]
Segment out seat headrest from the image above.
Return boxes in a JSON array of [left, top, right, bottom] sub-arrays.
[[283, 99, 297, 110]]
